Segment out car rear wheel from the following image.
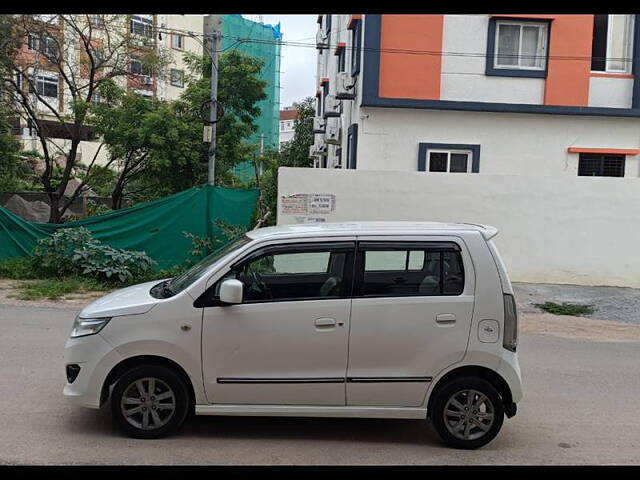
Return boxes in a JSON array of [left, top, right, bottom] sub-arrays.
[[110, 364, 190, 439], [431, 377, 504, 449]]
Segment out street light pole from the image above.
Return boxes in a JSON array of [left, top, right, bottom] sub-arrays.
[[205, 15, 222, 185]]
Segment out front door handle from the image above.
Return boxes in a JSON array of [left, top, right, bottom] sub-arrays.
[[315, 317, 337, 328], [436, 313, 456, 325]]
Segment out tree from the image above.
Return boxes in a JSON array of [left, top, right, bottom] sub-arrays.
[[278, 96, 315, 168], [0, 14, 168, 222], [91, 48, 269, 207], [178, 49, 267, 186], [0, 105, 23, 190]]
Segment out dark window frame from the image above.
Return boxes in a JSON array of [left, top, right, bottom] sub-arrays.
[[418, 143, 481, 173], [130, 15, 153, 38], [130, 55, 151, 77], [485, 16, 551, 78], [346, 123, 358, 169], [170, 68, 184, 87], [350, 19, 362, 77], [577, 153, 626, 177], [354, 241, 466, 298], [336, 46, 346, 73], [195, 241, 357, 307]]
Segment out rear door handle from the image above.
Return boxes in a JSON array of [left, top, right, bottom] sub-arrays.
[[314, 317, 337, 328], [436, 313, 456, 325]]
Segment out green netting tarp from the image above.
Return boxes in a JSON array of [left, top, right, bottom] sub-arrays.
[[0, 185, 259, 270]]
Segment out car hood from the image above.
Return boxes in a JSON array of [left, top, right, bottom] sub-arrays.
[[79, 279, 167, 318]]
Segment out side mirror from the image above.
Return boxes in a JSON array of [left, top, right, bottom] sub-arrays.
[[219, 279, 243, 305]]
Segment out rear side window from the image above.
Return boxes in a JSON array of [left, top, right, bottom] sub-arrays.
[[358, 243, 465, 297]]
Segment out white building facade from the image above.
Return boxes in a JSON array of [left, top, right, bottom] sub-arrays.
[[279, 107, 298, 149], [312, 14, 640, 178], [13, 14, 204, 166]]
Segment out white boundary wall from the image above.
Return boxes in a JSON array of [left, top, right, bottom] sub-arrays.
[[278, 167, 640, 288]]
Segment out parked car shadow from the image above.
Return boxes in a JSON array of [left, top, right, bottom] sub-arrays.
[[65, 406, 442, 447], [180, 414, 441, 446]]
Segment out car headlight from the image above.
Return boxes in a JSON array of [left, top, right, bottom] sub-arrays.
[[70, 316, 112, 338]]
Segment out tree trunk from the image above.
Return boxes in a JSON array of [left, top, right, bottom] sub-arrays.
[[48, 193, 62, 223]]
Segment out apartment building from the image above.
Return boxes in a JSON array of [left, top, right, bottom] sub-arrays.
[[312, 14, 640, 178], [11, 14, 203, 165], [279, 106, 298, 148]]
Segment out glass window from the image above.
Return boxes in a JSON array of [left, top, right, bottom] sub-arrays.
[[361, 246, 464, 297], [167, 235, 252, 295], [428, 150, 471, 173], [29, 74, 58, 98], [130, 56, 151, 76], [351, 20, 362, 76], [172, 34, 184, 50], [27, 33, 58, 59], [495, 20, 548, 70], [170, 69, 184, 87], [591, 14, 634, 73], [337, 48, 346, 72], [229, 248, 348, 302], [89, 15, 105, 27], [131, 15, 153, 37]]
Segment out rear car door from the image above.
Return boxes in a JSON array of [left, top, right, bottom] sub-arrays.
[[346, 238, 475, 407]]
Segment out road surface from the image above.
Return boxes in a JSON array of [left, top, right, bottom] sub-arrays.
[[0, 304, 638, 465]]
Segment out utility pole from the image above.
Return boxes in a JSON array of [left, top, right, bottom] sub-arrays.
[[204, 14, 222, 185]]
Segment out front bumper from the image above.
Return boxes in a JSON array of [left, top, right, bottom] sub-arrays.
[[63, 333, 123, 409]]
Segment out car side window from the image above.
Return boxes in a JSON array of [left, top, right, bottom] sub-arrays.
[[209, 245, 353, 304], [359, 243, 464, 297]]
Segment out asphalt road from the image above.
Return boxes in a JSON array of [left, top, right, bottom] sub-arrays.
[[1, 304, 639, 465]]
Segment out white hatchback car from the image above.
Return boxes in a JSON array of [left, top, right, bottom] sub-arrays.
[[64, 221, 521, 449]]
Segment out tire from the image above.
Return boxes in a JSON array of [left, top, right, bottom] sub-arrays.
[[110, 364, 191, 439], [430, 377, 504, 449]]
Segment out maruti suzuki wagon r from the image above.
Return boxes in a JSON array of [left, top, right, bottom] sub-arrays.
[[63, 221, 521, 449]]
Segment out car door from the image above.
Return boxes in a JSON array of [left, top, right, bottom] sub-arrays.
[[346, 238, 475, 407], [199, 240, 356, 406]]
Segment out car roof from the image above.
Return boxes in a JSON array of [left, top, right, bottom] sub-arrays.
[[246, 221, 498, 241]]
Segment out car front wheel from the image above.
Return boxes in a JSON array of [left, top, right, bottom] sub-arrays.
[[430, 377, 505, 449], [110, 364, 190, 439]]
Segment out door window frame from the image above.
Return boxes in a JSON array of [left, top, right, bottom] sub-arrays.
[[195, 241, 356, 307], [353, 241, 467, 299]]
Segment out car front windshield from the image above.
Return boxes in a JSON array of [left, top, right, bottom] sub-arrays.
[[167, 234, 252, 294]]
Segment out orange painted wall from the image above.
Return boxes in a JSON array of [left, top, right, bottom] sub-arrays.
[[378, 15, 443, 100], [543, 15, 593, 106]]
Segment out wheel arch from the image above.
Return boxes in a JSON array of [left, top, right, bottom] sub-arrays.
[[100, 355, 196, 410], [426, 365, 514, 418]]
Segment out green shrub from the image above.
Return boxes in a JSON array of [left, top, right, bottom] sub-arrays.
[[32, 227, 156, 283], [73, 243, 156, 283], [33, 227, 97, 277]]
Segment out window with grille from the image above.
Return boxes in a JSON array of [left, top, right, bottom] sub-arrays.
[[578, 154, 625, 177]]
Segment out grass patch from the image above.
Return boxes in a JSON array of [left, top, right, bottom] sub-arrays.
[[535, 301, 594, 316], [12, 277, 112, 301], [0, 257, 38, 280]]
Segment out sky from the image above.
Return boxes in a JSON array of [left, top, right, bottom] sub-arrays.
[[245, 14, 318, 107]]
